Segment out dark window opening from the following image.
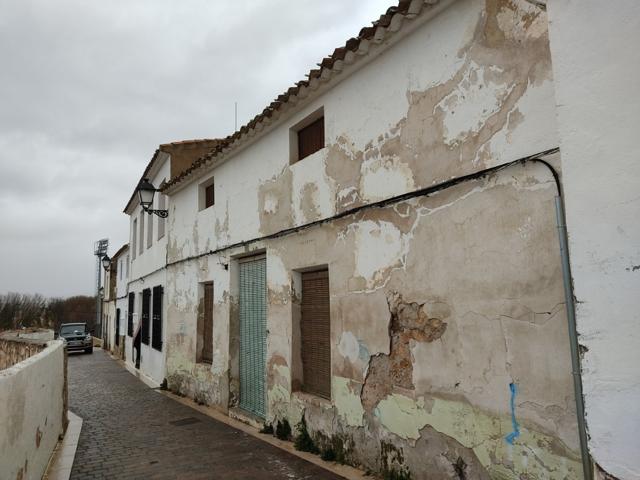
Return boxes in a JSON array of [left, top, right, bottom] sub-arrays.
[[297, 116, 324, 161], [300, 268, 331, 399], [152, 286, 163, 351], [197, 282, 214, 364], [205, 183, 215, 209], [141, 288, 150, 345], [127, 293, 134, 336], [115, 309, 120, 346]]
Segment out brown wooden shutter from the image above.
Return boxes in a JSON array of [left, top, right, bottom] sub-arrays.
[[205, 183, 215, 209], [202, 283, 214, 363], [301, 269, 331, 399], [297, 116, 324, 161]]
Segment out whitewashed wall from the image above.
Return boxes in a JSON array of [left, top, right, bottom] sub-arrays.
[[126, 155, 170, 384], [0, 340, 65, 480], [115, 246, 129, 341], [547, 2, 640, 479]]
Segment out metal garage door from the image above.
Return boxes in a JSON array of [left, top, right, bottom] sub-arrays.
[[239, 254, 267, 418]]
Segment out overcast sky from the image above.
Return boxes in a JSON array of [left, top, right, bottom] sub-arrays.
[[0, 0, 392, 298]]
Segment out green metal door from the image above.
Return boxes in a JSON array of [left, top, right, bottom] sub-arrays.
[[239, 255, 267, 418]]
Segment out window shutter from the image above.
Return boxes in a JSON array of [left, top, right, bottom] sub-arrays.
[[205, 183, 215, 209], [141, 288, 150, 345], [127, 293, 134, 336], [301, 269, 331, 399], [298, 117, 324, 161], [152, 286, 163, 351], [202, 283, 214, 363], [115, 309, 120, 346]]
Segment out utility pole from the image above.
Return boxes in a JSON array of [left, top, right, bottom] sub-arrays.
[[93, 239, 108, 338]]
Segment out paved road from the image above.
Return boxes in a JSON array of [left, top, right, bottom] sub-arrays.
[[68, 349, 342, 479]]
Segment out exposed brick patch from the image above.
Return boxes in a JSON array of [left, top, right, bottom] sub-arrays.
[[361, 292, 447, 411]]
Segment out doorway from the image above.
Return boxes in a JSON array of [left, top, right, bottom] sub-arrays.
[[238, 254, 267, 418]]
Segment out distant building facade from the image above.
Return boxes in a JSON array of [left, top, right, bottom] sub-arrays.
[[123, 140, 219, 385]]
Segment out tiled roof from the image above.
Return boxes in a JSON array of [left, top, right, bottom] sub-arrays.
[[163, 0, 441, 192], [123, 139, 218, 213]]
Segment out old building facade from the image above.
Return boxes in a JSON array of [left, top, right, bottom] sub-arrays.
[[107, 243, 129, 360], [123, 140, 219, 384], [109, 1, 640, 479], [157, 1, 584, 478]]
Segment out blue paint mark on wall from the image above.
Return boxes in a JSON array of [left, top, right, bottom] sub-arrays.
[[505, 382, 520, 445]]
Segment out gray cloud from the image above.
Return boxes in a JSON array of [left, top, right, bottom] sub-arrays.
[[0, 0, 392, 297]]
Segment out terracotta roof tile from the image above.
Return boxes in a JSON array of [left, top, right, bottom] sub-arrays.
[[123, 139, 218, 213]]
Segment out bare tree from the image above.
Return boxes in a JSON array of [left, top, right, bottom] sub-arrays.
[[0, 293, 97, 332]]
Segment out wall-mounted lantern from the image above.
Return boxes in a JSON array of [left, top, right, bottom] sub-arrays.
[[102, 254, 111, 271], [137, 178, 168, 218]]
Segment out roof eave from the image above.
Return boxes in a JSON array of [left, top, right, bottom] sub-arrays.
[[162, 0, 455, 196]]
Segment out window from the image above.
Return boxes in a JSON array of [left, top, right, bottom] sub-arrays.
[[125, 255, 129, 278], [141, 289, 150, 345], [127, 292, 134, 336], [151, 285, 163, 351], [158, 192, 166, 239], [147, 204, 154, 248], [198, 177, 215, 211], [197, 282, 214, 363], [139, 212, 145, 255], [205, 184, 215, 208], [119, 259, 122, 280], [291, 109, 324, 164], [132, 219, 137, 260], [300, 268, 331, 399], [115, 309, 120, 346], [298, 117, 324, 161]]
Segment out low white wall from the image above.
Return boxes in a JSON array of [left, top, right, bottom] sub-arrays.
[[0, 340, 66, 480]]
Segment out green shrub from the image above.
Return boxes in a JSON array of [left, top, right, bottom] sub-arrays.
[[294, 417, 319, 454], [275, 419, 291, 441]]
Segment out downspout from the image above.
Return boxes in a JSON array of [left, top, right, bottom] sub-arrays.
[[553, 193, 593, 480]]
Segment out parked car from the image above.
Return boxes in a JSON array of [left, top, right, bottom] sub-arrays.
[[58, 323, 93, 354]]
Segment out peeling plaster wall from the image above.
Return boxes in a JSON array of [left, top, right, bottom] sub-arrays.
[[547, 2, 640, 479], [261, 161, 581, 479], [167, 0, 558, 259], [163, 1, 580, 478]]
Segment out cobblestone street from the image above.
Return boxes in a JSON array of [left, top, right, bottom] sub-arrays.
[[68, 349, 343, 479]]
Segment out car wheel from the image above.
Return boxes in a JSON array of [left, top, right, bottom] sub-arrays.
[[85, 347, 93, 354]]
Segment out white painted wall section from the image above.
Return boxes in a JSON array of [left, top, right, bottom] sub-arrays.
[[0, 340, 65, 480], [547, 2, 640, 478]]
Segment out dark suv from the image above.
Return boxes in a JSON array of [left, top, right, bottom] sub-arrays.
[[59, 323, 93, 354]]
